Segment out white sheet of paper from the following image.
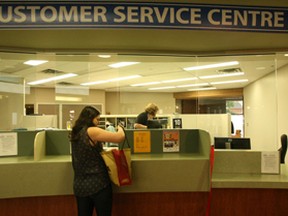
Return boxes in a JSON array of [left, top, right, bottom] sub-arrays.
[[261, 151, 280, 174], [0, 133, 18, 156]]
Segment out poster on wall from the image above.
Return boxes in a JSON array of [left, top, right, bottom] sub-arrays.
[[163, 130, 180, 152], [0, 133, 18, 156], [133, 131, 151, 153]]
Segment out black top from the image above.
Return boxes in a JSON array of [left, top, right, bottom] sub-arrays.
[[71, 128, 110, 197], [135, 111, 149, 126]]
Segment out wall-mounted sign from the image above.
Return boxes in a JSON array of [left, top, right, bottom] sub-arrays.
[[172, 118, 182, 129], [0, 2, 287, 33]]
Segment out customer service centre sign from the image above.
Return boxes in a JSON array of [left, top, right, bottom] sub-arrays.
[[0, 1, 288, 32]]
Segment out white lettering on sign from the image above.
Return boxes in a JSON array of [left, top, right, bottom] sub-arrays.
[[207, 9, 284, 27]]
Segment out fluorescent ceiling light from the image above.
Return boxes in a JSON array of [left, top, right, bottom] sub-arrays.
[[183, 61, 239, 71], [108, 62, 140, 68], [199, 72, 244, 79], [109, 75, 141, 82], [131, 81, 161, 87], [149, 86, 175, 90], [131, 77, 198, 87], [188, 87, 217, 91], [27, 73, 77, 85], [24, 60, 48, 66], [98, 55, 111, 58], [284, 54, 288, 57], [55, 96, 82, 102], [211, 79, 248, 85], [177, 83, 209, 88], [162, 77, 198, 83], [81, 75, 141, 86], [81, 80, 109, 86]]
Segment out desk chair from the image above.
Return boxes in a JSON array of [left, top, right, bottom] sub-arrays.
[[280, 134, 287, 164]]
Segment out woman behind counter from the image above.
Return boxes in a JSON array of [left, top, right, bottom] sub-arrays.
[[134, 103, 159, 129], [70, 106, 125, 216]]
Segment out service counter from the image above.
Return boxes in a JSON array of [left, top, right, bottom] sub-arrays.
[[213, 150, 288, 189], [210, 150, 288, 216], [1, 130, 288, 216], [0, 129, 211, 199], [213, 168, 288, 189]]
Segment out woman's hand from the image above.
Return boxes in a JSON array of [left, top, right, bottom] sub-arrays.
[[117, 124, 125, 131]]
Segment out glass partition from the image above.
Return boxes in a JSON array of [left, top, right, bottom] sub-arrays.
[[0, 51, 287, 151]]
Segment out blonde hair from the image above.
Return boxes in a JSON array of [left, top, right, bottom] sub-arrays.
[[144, 103, 159, 116]]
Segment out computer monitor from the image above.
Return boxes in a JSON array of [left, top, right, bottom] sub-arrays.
[[158, 118, 168, 128], [147, 119, 162, 129], [214, 137, 251, 149]]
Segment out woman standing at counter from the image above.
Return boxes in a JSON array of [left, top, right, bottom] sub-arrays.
[[134, 103, 159, 129], [70, 106, 125, 216]]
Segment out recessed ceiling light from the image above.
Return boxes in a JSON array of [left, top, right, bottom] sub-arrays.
[[188, 87, 217, 91], [55, 96, 82, 102], [81, 80, 109, 86], [183, 61, 239, 71], [108, 62, 140, 68], [177, 83, 209, 88], [162, 77, 198, 83], [98, 55, 111, 58], [199, 72, 244, 79], [109, 75, 142, 82], [148, 86, 175, 90], [27, 73, 77, 85], [81, 75, 141, 86], [131, 81, 161, 87], [24, 60, 48, 66], [211, 79, 248, 85]]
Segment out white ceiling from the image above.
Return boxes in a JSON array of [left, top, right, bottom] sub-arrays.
[[1, 52, 288, 93]]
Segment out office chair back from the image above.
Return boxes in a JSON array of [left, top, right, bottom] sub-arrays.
[[280, 134, 287, 164]]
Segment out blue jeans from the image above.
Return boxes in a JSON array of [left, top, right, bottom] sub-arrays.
[[76, 185, 113, 216]]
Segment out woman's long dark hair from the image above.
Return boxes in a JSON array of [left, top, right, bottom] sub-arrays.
[[70, 106, 100, 142]]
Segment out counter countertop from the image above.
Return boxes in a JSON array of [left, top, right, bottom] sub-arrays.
[[1, 156, 288, 191], [212, 164, 288, 189], [0, 153, 208, 164]]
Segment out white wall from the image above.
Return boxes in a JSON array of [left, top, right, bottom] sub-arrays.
[[244, 64, 288, 151], [0, 92, 24, 130], [276, 64, 288, 139]]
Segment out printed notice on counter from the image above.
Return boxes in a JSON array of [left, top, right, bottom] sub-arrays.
[[133, 131, 151, 153], [261, 151, 280, 174], [163, 130, 180, 152], [0, 133, 18, 156]]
